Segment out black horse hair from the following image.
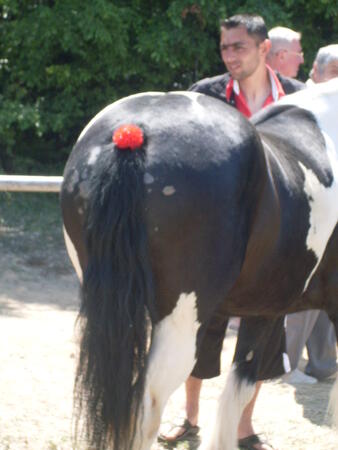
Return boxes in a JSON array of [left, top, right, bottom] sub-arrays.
[[73, 146, 156, 450]]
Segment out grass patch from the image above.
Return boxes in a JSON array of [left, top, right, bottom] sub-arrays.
[[0, 192, 72, 274], [0, 192, 61, 233]]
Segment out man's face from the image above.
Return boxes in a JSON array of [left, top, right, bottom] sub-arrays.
[[280, 39, 304, 78], [319, 60, 338, 82], [220, 26, 267, 81]]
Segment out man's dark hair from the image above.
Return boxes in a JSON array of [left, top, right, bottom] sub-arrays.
[[220, 14, 268, 43]]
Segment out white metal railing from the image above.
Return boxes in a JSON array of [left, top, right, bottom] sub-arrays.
[[0, 175, 63, 192]]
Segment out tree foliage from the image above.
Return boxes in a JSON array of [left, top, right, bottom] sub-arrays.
[[0, 0, 337, 172]]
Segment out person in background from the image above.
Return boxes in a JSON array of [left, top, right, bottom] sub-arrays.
[[159, 14, 304, 450], [308, 44, 338, 84], [280, 44, 338, 384], [266, 26, 304, 78]]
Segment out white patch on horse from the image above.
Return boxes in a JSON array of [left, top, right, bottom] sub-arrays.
[[77, 92, 165, 143], [135, 292, 200, 450], [63, 226, 82, 282], [299, 161, 338, 291], [283, 352, 291, 373], [144, 172, 154, 184], [200, 366, 256, 450], [162, 186, 176, 196], [245, 350, 253, 361], [279, 81, 338, 291], [170, 91, 209, 122], [87, 147, 101, 165]]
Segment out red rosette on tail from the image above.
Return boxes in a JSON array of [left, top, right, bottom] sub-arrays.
[[113, 124, 144, 150]]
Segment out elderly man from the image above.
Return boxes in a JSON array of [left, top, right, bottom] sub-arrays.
[[267, 26, 304, 78], [309, 44, 338, 83]]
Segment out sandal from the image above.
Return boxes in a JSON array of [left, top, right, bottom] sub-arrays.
[[158, 418, 200, 444], [238, 434, 276, 450]]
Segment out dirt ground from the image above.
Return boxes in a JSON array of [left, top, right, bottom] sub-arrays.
[[0, 221, 337, 449]]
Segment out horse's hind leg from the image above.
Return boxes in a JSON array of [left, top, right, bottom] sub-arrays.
[[200, 364, 256, 450], [201, 316, 287, 450], [134, 291, 200, 450]]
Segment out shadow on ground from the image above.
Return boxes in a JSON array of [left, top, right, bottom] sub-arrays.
[[0, 245, 79, 316], [294, 378, 334, 426]]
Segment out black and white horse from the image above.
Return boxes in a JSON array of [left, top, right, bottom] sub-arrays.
[[61, 79, 338, 450]]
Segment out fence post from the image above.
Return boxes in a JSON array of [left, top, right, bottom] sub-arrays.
[[0, 175, 63, 192]]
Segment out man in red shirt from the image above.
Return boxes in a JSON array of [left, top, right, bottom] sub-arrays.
[[159, 14, 304, 450]]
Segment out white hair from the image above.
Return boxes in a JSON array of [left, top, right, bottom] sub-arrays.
[[314, 44, 338, 75], [268, 26, 301, 54]]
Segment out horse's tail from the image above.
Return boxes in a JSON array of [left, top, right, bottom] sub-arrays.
[[74, 126, 156, 450]]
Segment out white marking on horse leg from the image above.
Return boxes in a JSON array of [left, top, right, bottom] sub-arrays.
[[200, 366, 256, 450], [63, 226, 83, 282], [282, 317, 291, 373], [134, 292, 200, 450], [283, 352, 291, 373], [328, 374, 338, 428]]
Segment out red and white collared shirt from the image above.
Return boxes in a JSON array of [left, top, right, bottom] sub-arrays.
[[225, 65, 285, 118]]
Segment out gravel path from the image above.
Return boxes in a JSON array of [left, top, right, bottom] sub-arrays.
[[0, 247, 337, 449]]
